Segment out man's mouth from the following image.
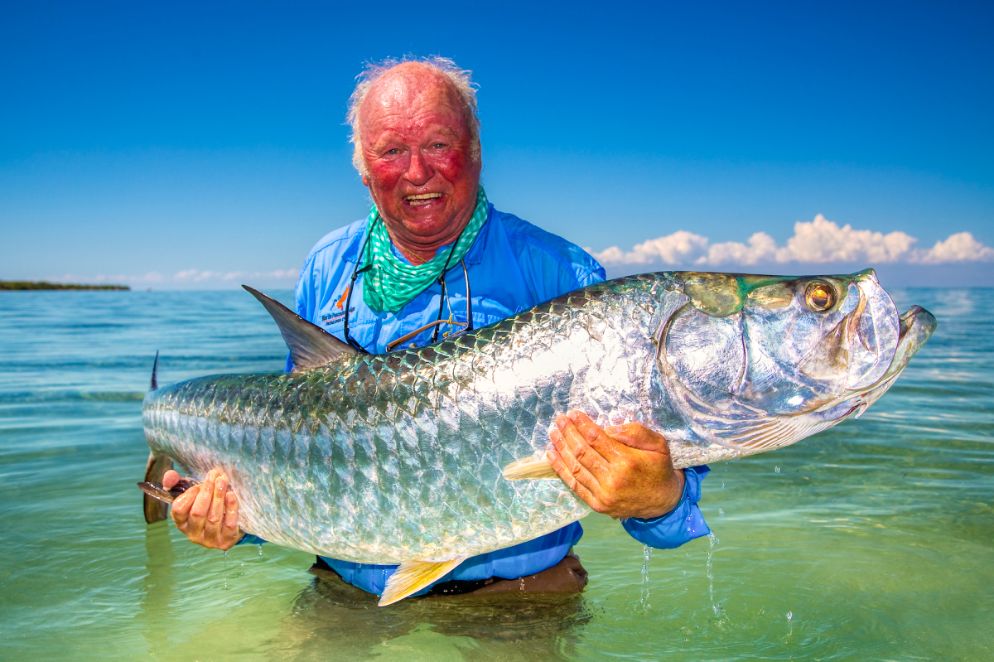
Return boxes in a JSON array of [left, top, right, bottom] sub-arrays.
[[405, 192, 443, 207]]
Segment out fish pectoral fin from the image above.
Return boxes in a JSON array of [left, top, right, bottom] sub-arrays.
[[242, 284, 358, 371], [378, 558, 467, 607], [724, 415, 825, 454], [502, 452, 558, 480]]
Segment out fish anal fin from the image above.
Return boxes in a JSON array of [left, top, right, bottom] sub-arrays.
[[378, 558, 466, 607], [502, 452, 559, 480], [242, 284, 358, 370]]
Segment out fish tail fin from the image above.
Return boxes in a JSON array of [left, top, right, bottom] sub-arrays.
[[149, 351, 159, 391], [143, 451, 174, 523]]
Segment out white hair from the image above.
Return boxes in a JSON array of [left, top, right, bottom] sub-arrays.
[[347, 56, 481, 177]]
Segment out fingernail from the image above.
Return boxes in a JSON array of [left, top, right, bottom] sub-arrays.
[[567, 410, 580, 422]]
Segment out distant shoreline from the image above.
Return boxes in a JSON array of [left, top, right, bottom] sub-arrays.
[[0, 281, 130, 291]]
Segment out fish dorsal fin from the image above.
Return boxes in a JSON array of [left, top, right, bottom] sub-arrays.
[[242, 285, 358, 371], [378, 558, 467, 606]]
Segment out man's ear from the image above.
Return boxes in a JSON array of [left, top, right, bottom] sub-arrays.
[[362, 175, 369, 187]]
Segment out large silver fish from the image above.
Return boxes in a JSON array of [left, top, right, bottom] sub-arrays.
[[141, 269, 935, 605]]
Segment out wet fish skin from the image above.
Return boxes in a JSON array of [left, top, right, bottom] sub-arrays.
[[141, 269, 935, 604]]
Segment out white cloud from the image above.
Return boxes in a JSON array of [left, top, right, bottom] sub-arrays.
[[173, 268, 298, 283], [44, 268, 298, 289], [53, 271, 166, 284], [916, 232, 994, 264], [698, 231, 778, 266], [594, 214, 994, 267], [593, 230, 709, 265], [776, 215, 918, 263]]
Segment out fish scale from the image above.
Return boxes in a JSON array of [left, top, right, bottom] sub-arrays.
[[142, 270, 935, 604]]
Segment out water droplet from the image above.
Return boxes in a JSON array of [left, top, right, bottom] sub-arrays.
[[638, 545, 653, 611], [222, 550, 230, 590], [786, 610, 793, 622], [774, 465, 781, 474], [706, 533, 722, 620], [718, 507, 725, 516]]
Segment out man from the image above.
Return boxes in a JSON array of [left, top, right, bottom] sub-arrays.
[[164, 57, 709, 598]]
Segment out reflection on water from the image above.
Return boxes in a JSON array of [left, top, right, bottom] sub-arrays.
[[138, 524, 174, 655], [278, 568, 591, 660]]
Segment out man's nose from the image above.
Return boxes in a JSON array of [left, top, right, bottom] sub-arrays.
[[405, 150, 433, 185]]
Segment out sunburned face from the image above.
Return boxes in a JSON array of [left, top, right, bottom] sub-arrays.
[[358, 65, 481, 263]]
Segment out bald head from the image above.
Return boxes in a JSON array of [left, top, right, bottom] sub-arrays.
[[347, 57, 480, 177]]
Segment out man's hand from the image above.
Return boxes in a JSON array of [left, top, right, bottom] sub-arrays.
[[165, 468, 242, 550], [548, 410, 685, 520]]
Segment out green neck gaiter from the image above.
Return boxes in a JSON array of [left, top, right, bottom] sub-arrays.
[[361, 187, 489, 313]]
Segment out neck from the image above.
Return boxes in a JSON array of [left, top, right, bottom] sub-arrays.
[[387, 216, 472, 265]]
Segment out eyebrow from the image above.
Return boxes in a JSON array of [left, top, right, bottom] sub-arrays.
[[368, 125, 462, 149]]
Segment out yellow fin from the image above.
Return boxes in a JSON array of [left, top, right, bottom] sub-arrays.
[[378, 558, 466, 607], [502, 452, 558, 480]]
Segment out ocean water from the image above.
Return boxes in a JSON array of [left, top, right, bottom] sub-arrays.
[[0, 287, 992, 661]]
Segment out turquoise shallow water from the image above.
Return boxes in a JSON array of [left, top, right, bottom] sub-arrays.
[[0, 287, 992, 660]]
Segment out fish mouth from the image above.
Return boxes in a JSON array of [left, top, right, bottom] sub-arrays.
[[837, 303, 937, 417], [885, 305, 936, 381]]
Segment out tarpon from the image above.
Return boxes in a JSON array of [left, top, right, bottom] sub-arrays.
[[141, 269, 935, 605]]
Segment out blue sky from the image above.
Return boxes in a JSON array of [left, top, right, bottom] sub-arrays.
[[2, 0, 992, 288]]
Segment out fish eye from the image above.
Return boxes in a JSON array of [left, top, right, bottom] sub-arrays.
[[804, 281, 835, 312]]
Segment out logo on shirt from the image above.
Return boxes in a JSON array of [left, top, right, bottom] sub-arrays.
[[321, 310, 348, 326], [335, 285, 350, 310], [319, 285, 352, 326]]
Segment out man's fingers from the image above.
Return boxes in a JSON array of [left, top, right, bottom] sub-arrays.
[[549, 430, 604, 495], [162, 469, 180, 489], [565, 410, 623, 460], [222, 491, 240, 533], [202, 472, 230, 543], [170, 485, 198, 526], [165, 466, 241, 550], [208, 474, 227, 524], [189, 469, 216, 523], [555, 412, 612, 468], [548, 448, 607, 513]]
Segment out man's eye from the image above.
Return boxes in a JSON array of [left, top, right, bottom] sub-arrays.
[[383, 147, 401, 156], [430, 142, 447, 150]]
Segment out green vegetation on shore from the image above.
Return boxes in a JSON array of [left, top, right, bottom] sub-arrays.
[[0, 281, 130, 291]]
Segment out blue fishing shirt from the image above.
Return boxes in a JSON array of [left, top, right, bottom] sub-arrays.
[[257, 203, 709, 596]]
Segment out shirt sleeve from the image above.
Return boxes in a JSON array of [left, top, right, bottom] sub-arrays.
[[620, 466, 710, 548]]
